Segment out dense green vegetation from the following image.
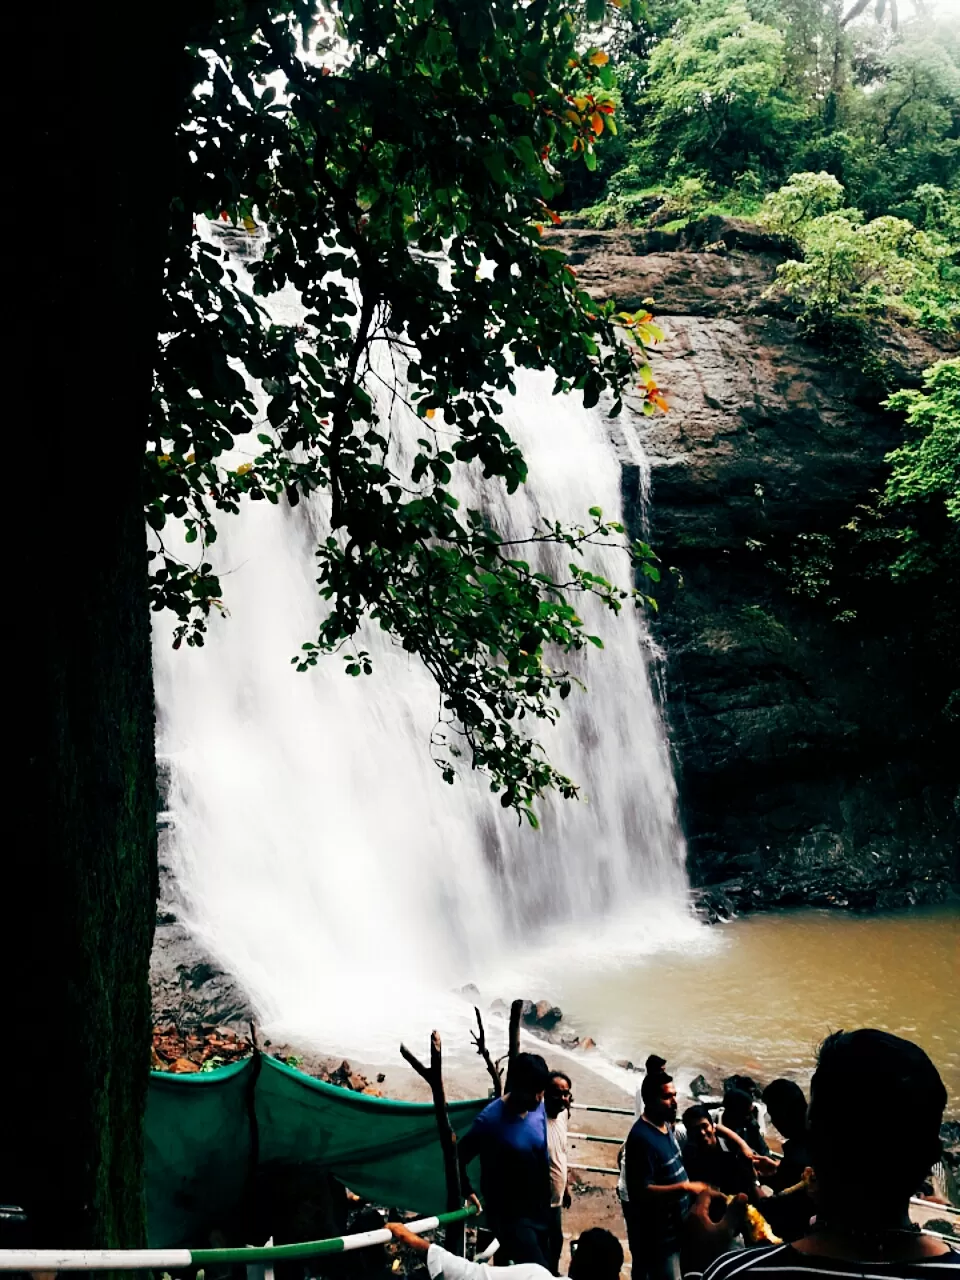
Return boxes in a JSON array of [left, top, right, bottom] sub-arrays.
[[759, 171, 959, 330], [570, 0, 960, 223]]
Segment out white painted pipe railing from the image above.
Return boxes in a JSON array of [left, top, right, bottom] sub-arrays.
[[0, 1206, 478, 1271]]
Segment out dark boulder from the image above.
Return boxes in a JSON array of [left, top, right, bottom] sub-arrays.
[[535, 1001, 563, 1029]]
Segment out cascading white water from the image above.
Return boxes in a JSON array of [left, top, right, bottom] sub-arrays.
[[153, 226, 694, 1059]]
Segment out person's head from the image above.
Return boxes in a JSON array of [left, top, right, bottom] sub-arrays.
[[808, 1029, 947, 1225], [568, 1228, 623, 1280], [682, 1104, 717, 1148], [546, 1070, 573, 1119], [721, 1087, 753, 1128], [350, 1208, 391, 1276], [762, 1079, 808, 1142], [641, 1070, 677, 1124], [645, 1054, 667, 1075], [505, 1052, 550, 1113]]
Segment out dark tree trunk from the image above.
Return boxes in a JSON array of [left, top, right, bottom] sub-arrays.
[[3, 1, 194, 1248]]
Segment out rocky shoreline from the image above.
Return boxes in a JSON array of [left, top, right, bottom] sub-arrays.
[[690, 871, 957, 924]]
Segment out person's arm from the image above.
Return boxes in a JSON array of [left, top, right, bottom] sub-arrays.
[[386, 1228, 494, 1280], [716, 1124, 754, 1160], [644, 1180, 712, 1197], [682, 1191, 748, 1275], [625, 1126, 708, 1202], [456, 1123, 483, 1209]]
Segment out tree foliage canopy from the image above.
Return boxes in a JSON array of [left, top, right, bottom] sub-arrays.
[[149, 0, 663, 819], [761, 172, 959, 329], [631, 0, 806, 183], [885, 358, 960, 532]]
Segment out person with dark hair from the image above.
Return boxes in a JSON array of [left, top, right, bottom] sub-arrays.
[[754, 1080, 814, 1242], [457, 1052, 552, 1268], [721, 1089, 769, 1158], [760, 1080, 809, 1192], [681, 1106, 759, 1201], [386, 1222, 623, 1280], [623, 1070, 710, 1280], [684, 1029, 958, 1280], [546, 1071, 574, 1273], [569, 1228, 624, 1280]]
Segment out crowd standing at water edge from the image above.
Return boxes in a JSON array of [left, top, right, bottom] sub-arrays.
[[447, 1030, 956, 1280]]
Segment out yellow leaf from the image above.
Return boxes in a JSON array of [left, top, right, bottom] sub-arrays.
[[564, 110, 582, 125], [186, 452, 195, 464], [590, 112, 604, 135], [573, 96, 591, 111], [425, 408, 436, 419], [588, 49, 610, 65], [241, 215, 257, 233], [235, 462, 253, 476]]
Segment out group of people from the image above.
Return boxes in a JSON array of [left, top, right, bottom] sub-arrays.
[[392, 1030, 957, 1280]]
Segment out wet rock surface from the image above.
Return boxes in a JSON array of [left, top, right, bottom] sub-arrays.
[[150, 831, 257, 1033], [547, 219, 959, 909]]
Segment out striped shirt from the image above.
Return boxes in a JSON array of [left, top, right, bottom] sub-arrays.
[[624, 1116, 691, 1255], [687, 1243, 960, 1280]]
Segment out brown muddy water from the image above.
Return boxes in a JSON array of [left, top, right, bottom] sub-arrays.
[[547, 905, 959, 1113]]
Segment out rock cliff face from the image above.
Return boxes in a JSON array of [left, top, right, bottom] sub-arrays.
[[549, 220, 959, 910]]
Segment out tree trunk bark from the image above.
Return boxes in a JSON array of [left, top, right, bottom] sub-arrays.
[[3, 0, 194, 1248]]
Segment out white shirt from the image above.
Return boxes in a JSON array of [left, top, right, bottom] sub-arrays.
[[547, 1109, 569, 1208], [426, 1244, 552, 1280]]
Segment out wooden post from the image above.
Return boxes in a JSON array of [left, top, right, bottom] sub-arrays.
[[245, 1022, 263, 1236], [508, 999, 523, 1072], [400, 1032, 465, 1254], [471, 1007, 503, 1098]]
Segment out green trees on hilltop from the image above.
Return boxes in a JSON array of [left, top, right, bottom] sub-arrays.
[[759, 171, 959, 330], [581, 0, 960, 221], [629, 1, 805, 183]]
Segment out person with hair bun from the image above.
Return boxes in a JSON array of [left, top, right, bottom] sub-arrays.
[[622, 1068, 711, 1280]]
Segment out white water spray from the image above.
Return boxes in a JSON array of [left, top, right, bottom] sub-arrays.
[[153, 228, 692, 1059]]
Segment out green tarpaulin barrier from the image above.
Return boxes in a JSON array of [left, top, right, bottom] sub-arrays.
[[145, 1056, 486, 1247]]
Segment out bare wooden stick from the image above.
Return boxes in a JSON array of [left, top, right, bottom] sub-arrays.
[[400, 1031, 465, 1254], [245, 1021, 262, 1228], [508, 998, 523, 1069], [471, 1006, 503, 1098]]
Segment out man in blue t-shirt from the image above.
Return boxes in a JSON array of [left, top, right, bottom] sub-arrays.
[[623, 1069, 709, 1280], [458, 1053, 552, 1269]]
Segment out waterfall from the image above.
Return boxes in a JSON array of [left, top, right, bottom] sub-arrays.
[[153, 227, 692, 1059]]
